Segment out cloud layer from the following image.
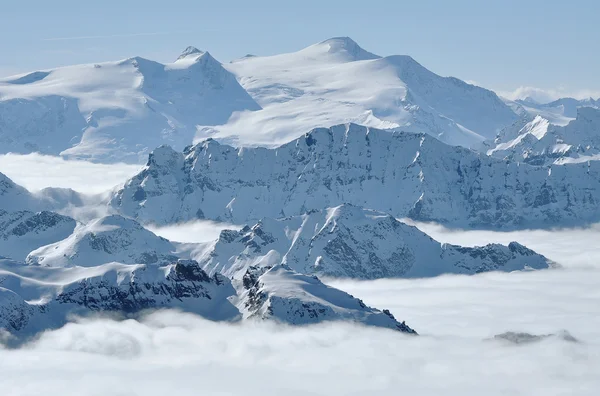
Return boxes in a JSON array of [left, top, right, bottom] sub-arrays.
[[2, 306, 598, 396], [497, 86, 600, 103], [0, 153, 141, 194]]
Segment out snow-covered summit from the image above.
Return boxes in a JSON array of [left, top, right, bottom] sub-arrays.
[[302, 37, 380, 61], [211, 37, 517, 148], [176, 46, 205, 60]]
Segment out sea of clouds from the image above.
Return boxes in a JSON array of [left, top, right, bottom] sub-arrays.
[[1, 157, 599, 395]]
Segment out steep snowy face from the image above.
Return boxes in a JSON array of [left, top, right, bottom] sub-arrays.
[[489, 108, 600, 165], [199, 205, 549, 280], [0, 258, 239, 337], [0, 172, 40, 212], [26, 215, 178, 267], [112, 123, 600, 229], [237, 264, 416, 333], [0, 210, 76, 261], [217, 37, 517, 148], [0, 49, 260, 163]]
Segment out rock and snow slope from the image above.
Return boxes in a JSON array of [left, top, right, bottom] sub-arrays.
[[0, 38, 518, 162], [0, 257, 415, 337], [218, 37, 517, 149], [0, 210, 76, 261], [0, 258, 240, 337], [197, 205, 549, 280], [0, 48, 260, 163], [488, 108, 600, 166], [237, 264, 416, 333], [112, 123, 600, 229]]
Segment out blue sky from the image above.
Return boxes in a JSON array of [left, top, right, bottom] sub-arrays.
[[1, 0, 598, 100]]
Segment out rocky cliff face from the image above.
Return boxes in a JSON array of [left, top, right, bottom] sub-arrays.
[[112, 123, 600, 229]]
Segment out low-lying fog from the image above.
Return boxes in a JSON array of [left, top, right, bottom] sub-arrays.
[[1, 157, 599, 395]]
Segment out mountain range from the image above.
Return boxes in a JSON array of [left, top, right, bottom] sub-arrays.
[[112, 123, 600, 229], [0, 168, 551, 338], [1, 37, 521, 162], [1, 37, 598, 339]]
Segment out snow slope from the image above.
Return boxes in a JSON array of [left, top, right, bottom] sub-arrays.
[[197, 205, 549, 280], [489, 108, 600, 166], [112, 123, 600, 229], [26, 215, 179, 267], [216, 37, 517, 149], [0, 48, 260, 163]]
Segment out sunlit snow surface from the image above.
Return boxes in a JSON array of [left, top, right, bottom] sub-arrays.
[[1, 161, 599, 394]]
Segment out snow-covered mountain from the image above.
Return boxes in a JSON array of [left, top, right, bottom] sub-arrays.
[[237, 264, 416, 333], [0, 258, 240, 337], [514, 97, 600, 126], [489, 108, 600, 165], [197, 205, 550, 279], [0, 210, 76, 261], [112, 123, 600, 229], [0, 257, 415, 338], [0, 211, 416, 337], [0, 38, 519, 163], [218, 37, 518, 149], [0, 48, 260, 163], [26, 215, 179, 267]]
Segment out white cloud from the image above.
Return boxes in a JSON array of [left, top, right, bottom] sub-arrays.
[[497, 86, 600, 103], [0, 153, 142, 194], [147, 220, 242, 243], [402, 219, 600, 270], [2, 225, 600, 394]]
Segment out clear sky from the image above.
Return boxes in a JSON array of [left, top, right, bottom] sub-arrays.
[[1, 0, 598, 100]]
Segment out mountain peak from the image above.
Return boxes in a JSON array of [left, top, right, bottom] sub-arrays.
[[177, 46, 205, 61], [310, 37, 379, 61]]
